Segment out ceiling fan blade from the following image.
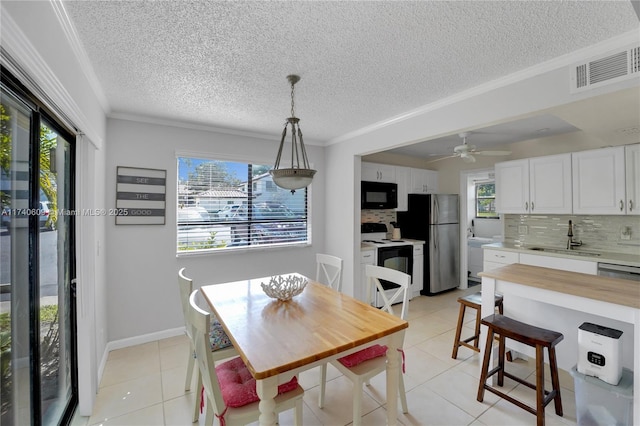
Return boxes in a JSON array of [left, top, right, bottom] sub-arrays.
[[426, 154, 457, 163], [474, 150, 512, 156]]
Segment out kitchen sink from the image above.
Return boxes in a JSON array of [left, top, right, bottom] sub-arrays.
[[527, 247, 601, 257]]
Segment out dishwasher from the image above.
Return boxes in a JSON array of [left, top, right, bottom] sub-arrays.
[[597, 263, 640, 281]]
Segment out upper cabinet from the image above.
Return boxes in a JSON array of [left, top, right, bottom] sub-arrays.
[[625, 144, 640, 216], [410, 168, 439, 194], [395, 167, 410, 211], [495, 153, 572, 214], [572, 147, 626, 215], [362, 162, 396, 183]]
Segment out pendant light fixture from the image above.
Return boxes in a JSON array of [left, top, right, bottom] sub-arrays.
[[269, 74, 316, 193]]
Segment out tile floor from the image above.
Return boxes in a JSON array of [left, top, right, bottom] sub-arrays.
[[71, 286, 579, 425]]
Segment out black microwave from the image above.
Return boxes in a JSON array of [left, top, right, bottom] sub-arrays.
[[361, 181, 398, 209]]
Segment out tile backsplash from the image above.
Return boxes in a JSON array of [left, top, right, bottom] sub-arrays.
[[361, 209, 397, 236], [504, 214, 640, 255]]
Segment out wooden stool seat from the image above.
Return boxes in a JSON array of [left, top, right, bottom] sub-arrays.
[[451, 291, 503, 359], [477, 314, 564, 426]]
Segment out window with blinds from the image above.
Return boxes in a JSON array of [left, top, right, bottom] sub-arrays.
[[177, 157, 309, 252]]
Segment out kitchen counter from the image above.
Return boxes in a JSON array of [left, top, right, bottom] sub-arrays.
[[483, 242, 640, 268]]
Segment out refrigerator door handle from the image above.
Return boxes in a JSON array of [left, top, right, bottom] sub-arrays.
[[433, 225, 438, 249]]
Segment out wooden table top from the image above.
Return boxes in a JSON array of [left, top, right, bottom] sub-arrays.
[[200, 273, 409, 379], [479, 263, 640, 309]]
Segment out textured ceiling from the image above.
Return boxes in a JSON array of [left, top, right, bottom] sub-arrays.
[[62, 1, 639, 149]]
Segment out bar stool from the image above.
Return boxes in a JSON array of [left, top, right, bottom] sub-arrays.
[[451, 291, 503, 359], [477, 314, 564, 426]]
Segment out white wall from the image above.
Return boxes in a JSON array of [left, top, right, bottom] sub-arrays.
[[104, 118, 326, 342]]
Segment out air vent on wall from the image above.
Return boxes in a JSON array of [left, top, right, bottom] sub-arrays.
[[570, 45, 640, 93]]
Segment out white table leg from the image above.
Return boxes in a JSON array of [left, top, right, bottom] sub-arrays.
[[256, 376, 278, 426], [385, 330, 405, 426]]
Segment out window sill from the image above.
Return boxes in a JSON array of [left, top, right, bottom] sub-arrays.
[[176, 241, 312, 258]]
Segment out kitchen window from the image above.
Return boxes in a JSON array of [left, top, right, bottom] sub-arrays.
[[177, 157, 308, 252], [475, 181, 498, 218]]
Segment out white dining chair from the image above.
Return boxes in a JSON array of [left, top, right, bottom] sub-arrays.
[[318, 264, 410, 426], [315, 253, 344, 407], [188, 290, 304, 426], [178, 267, 237, 422], [315, 253, 343, 292]]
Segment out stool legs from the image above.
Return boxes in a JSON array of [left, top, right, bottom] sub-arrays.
[[548, 347, 563, 416], [451, 303, 467, 359]]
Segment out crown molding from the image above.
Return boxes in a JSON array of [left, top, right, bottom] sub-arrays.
[[1, 3, 104, 149], [328, 30, 640, 146]]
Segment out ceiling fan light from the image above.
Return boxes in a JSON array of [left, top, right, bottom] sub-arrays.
[[463, 154, 476, 163]]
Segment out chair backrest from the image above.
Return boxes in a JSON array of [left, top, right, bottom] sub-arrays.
[[365, 264, 411, 320], [188, 289, 228, 415], [178, 267, 194, 338], [315, 253, 343, 291]]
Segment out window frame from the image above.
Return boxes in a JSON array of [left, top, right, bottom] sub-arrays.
[[475, 180, 498, 219], [175, 152, 312, 255]]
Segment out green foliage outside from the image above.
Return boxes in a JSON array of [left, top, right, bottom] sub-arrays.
[[0, 103, 59, 230], [1, 305, 60, 418]]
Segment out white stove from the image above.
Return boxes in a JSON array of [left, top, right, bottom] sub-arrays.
[[361, 223, 415, 307]]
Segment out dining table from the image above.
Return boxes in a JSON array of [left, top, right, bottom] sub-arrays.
[[199, 272, 409, 426]]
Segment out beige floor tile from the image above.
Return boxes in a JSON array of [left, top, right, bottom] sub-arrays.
[[107, 341, 158, 361], [88, 403, 164, 426], [159, 339, 190, 371], [158, 333, 189, 349], [100, 350, 161, 388], [164, 393, 200, 426], [400, 346, 454, 391], [162, 365, 194, 401], [303, 375, 380, 426], [89, 374, 164, 424], [397, 381, 476, 426]]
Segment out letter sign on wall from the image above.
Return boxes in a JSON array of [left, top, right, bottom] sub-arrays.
[[116, 166, 166, 225]]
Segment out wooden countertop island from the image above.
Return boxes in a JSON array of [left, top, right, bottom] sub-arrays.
[[479, 263, 639, 425], [479, 263, 640, 309]]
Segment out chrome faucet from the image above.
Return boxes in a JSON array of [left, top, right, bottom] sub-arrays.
[[567, 220, 583, 250]]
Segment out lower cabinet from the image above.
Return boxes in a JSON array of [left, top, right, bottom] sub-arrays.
[[360, 249, 375, 302]]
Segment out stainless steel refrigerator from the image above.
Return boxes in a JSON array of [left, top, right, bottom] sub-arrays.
[[397, 194, 460, 295]]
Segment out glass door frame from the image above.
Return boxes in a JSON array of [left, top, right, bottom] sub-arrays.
[[1, 68, 78, 426]]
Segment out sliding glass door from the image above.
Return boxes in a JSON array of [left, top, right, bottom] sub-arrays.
[[1, 75, 77, 425]]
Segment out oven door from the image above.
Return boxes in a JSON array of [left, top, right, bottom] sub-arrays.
[[374, 245, 413, 307]]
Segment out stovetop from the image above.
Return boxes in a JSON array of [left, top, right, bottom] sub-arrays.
[[361, 223, 414, 248]]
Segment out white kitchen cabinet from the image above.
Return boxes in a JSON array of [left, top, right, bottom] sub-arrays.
[[519, 253, 597, 275], [360, 249, 375, 303], [495, 154, 572, 214], [483, 248, 519, 272], [362, 162, 396, 183], [395, 167, 410, 211], [410, 168, 438, 194], [625, 143, 640, 216], [572, 146, 626, 214], [495, 159, 529, 213], [412, 244, 424, 298]]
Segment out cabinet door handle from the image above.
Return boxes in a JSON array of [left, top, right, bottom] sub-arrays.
[[525, 202, 529, 211], [620, 200, 624, 211], [531, 201, 535, 211], [630, 200, 634, 212]]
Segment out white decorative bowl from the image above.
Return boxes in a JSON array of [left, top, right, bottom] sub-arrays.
[[261, 275, 307, 301]]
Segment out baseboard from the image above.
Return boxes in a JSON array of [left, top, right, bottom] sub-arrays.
[[98, 326, 185, 384]]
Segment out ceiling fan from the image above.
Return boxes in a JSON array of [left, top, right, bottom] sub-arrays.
[[430, 132, 511, 163]]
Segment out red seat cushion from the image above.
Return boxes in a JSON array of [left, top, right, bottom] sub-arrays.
[[337, 344, 388, 368], [215, 357, 298, 408]]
